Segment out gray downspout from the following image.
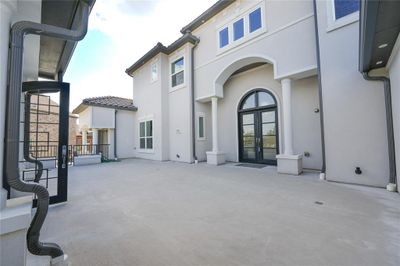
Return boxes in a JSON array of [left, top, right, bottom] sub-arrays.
[[362, 73, 397, 188], [114, 109, 118, 160], [312, 0, 327, 178], [189, 32, 200, 163], [4, 0, 92, 260]]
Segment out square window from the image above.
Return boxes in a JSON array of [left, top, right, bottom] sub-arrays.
[[249, 8, 262, 33], [334, 0, 359, 19], [233, 18, 244, 41], [171, 57, 184, 87], [219, 27, 229, 48]]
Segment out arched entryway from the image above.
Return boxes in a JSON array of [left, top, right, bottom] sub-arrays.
[[238, 89, 278, 165]]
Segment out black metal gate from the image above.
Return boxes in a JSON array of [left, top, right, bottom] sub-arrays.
[[20, 81, 70, 206]]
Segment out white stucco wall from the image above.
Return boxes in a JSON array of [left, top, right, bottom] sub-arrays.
[[78, 106, 92, 130], [91, 106, 115, 129], [193, 0, 317, 100], [115, 110, 135, 159], [388, 35, 400, 189], [316, 1, 389, 187], [216, 64, 321, 169]]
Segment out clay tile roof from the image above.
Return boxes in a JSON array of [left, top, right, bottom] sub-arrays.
[[73, 96, 137, 114]]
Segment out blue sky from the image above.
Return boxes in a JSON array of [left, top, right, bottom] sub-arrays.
[[64, 0, 216, 109]]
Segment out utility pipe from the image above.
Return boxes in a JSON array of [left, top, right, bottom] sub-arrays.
[[362, 72, 397, 191], [4, 0, 92, 261], [189, 32, 200, 163]]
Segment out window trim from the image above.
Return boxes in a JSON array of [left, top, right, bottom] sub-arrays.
[[150, 59, 158, 83], [326, 0, 359, 32], [197, 112, 206, 141], [216, 2, 266, 54], [138, 117, 154, 153], [170, 56, 185, 92]]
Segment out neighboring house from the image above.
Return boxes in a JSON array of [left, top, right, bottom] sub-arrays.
[[126, 0, 400, 190], [73, 96, 137, 159], [0, 0, 95, 265]]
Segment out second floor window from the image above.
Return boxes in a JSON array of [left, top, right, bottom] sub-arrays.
[[233, 18, 244, 41], [249, 8, 262, 33], [334, 0, 360, 20], [151, 61, 158, 82], [171, 57, 184, 87], [219, 27, 229, 48]]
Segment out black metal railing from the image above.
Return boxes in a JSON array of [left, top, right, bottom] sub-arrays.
[[28, 144, 110, 163]]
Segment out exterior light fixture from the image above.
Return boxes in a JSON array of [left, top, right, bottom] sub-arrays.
[[376, 61, 383, 65], [378, 44, 388, 48]]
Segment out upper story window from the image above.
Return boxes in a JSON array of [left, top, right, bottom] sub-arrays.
[[249, 8, 262, 33], [150, 61, 158, 82], [219, 27, 229, 48], [171, 57, 184, 87], [233, 18, 244, 41], [334, 0, 360, 20]]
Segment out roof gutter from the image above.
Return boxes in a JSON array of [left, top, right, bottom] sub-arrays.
[[312, 0, 326, 178], [4, 0, 92, 263]]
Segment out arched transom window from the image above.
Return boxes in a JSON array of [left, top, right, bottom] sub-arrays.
[[239, 90, 276, 111]]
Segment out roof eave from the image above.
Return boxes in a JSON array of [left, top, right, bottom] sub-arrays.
[[359, 0, 379, 73]]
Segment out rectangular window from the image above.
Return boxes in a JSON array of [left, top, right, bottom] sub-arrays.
[[139, 120, 153, 150], [334, 0, 360, 20], [151, 61, 158, 82], [249, 8, 262, 33], [171, 57, 184, 87], [233, 18, 244, 41], [219, 27, 229, 48], [198, 114, 205, 140]]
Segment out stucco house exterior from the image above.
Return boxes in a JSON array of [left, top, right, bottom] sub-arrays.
[[125, 0, 400, 190], [73, 96, 137, 160]]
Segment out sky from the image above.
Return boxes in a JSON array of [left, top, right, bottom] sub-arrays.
[[64, 0, 216, 110]]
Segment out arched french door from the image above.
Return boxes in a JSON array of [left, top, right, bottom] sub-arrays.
[[238, 89, 279, 165]]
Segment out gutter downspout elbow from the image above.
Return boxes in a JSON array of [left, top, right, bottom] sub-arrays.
[[362, 72, 397, 192]]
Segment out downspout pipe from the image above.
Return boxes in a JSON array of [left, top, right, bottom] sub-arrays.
[[4, 0, 92, 261], [312, 0, 327, 179], [114, 110, 118, 160], [362, 73, 397, 190], [189, 31, 200, 163]]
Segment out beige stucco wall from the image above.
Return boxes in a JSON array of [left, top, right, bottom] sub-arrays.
[[388, 35, 400, 189], [316, 1, 389, 187], [116, 110, 135, 159], [78, 106, 92, 130], [92, 106, 115, 129]]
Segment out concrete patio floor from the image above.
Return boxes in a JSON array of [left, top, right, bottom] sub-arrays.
[[30, 159, 400, 266]]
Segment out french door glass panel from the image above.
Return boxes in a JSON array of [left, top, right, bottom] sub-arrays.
[[261, 110, 277, 161], [241, 113, 256, 160]]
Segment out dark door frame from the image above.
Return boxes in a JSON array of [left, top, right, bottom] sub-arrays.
[[237, 89, 279, 165]]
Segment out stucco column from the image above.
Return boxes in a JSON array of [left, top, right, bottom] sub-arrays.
[[281, 78, 294, 155], [276, 78, 302, 175], [206, 96, 225, 165], [92, 129, 98, 154], [211, 97, 219, 152]]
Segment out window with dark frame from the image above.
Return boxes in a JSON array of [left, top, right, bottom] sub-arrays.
[[171, 57, 184, 87], [139, 120, 153, 150], [198, 115, 205, 139]]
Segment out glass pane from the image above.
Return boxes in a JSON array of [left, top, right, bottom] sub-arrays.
[[198, 116, 204, 138], [172, 57, 184, 74], [262, 123, 275, 136], [243, 136, 255, 147], [233, 18, 244, 41], [219, 27, 229, 48], [263, 148, 276, 160], [140, 122, 145, 137], [151, 63, 157, 81], [242, 125, 254, 136], [258, 92, 275, 107], [263, 136, 276, 149], [242, 114, 254, 125], [334, 0, 359, 19], [140, 138, 145, 149], [172, 71, 184, 87], [262, 111, 275, 123], [146, 121, 152, 137], [241, 93, 256, 109], [146, 138, 153, 149], [243, 148, 256, 159], [249, 8, 262, 33]]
